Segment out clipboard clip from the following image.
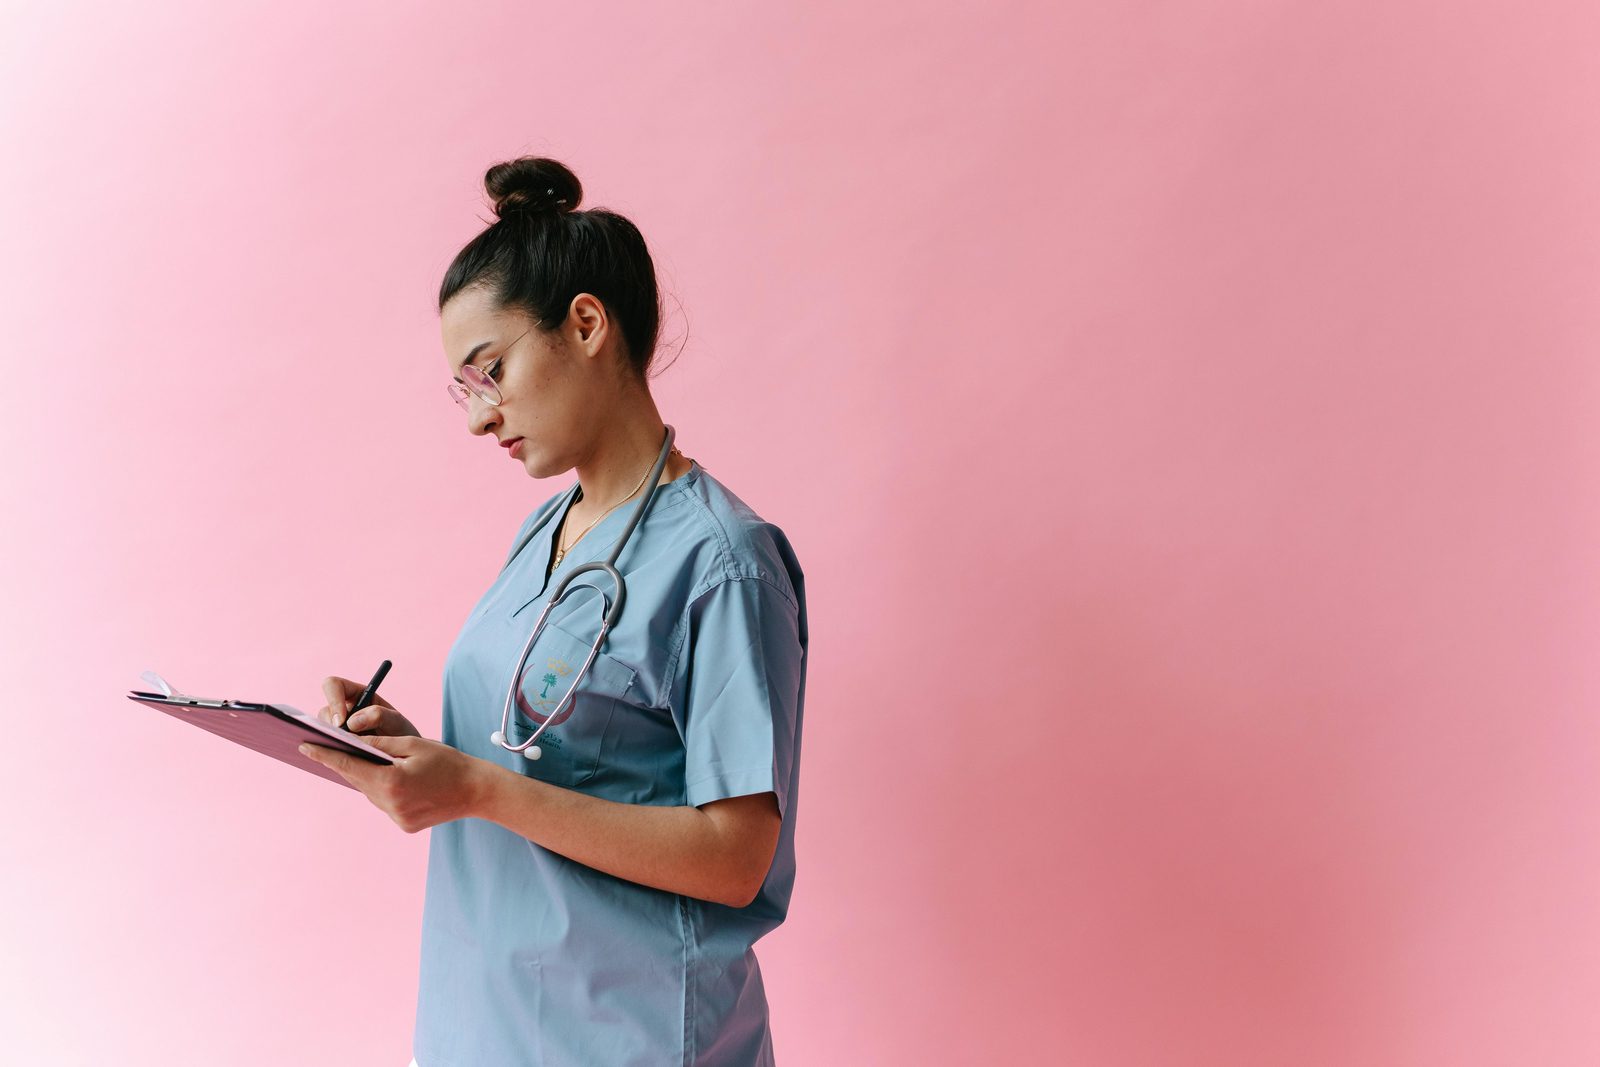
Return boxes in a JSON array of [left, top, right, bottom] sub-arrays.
[[140, 670, 194, 701]]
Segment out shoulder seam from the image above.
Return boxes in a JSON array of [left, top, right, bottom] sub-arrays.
[[660, 573, 799, 708], [669, 484, 736, 584]]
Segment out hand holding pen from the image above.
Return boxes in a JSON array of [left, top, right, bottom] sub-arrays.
[[317, 660, 423, 738]]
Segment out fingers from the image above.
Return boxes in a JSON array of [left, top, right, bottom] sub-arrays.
[[299, 741, 349, 777], [346, 706, 382, 732], [320, 676, 397, 728], [362, 733, 420, 758], [316, 678, 416, 736], [321, 676, 352, 727]]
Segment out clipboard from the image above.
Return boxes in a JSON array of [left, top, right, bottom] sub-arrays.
[[127, 671, 395, 791]]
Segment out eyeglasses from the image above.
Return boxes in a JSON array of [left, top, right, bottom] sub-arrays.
[[447, 355, 505, 411], [447, 328, 534, 411]]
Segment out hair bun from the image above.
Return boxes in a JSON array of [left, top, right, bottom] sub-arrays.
[[486, 156, 583, 220]]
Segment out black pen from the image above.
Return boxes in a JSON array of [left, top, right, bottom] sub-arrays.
[[346, 660, 392, 733]]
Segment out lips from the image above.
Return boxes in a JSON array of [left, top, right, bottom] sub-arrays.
[[504, 437, 524, 458]]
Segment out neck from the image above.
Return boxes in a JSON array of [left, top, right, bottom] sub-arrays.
[[571, 402, 687, 514]]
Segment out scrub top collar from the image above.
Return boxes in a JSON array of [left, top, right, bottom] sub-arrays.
[[536, 460, 701, 598]]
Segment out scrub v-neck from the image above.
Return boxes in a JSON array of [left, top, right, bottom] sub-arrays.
[[540, 459, 698, 590], [542, 481, 586, 589]]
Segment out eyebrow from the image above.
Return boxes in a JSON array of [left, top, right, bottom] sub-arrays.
[[451, 341, 498, 383]]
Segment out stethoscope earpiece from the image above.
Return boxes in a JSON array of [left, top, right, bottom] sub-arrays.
[[492, 730, 541, 759]]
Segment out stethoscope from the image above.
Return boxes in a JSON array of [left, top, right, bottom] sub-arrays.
[[490, 424, 675, 761]]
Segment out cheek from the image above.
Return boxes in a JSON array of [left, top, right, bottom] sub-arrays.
[[510, 357, 561, 401], [525, 369, 585, 423]]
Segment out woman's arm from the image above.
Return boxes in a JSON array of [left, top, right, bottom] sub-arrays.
[[297, 733, 781, 905], [470, 761, 783, 908]]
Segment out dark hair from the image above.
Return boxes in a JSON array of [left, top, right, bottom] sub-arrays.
[[438, 156, 666, 381]]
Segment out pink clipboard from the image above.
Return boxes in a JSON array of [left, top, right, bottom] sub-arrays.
[[127, 673, 395, 790]]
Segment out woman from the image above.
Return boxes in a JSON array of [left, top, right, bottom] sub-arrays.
[[300, 156, 809, 1066]]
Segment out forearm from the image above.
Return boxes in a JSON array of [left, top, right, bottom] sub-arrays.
[[467, 758, 760, 907]]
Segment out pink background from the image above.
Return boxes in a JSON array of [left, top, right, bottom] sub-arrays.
[[4, 2, 1599, 1064]]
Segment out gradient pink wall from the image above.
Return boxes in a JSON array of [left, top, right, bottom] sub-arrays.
[[4, 2, 1599, 1064]]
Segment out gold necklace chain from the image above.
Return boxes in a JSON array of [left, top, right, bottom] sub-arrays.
[[552, 447, 685, 569]]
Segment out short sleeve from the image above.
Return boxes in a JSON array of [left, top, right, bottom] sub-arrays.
[[670, 575, 804, 818]]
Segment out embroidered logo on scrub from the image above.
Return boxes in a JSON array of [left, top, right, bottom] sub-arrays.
[[516, 656, 577, 728]]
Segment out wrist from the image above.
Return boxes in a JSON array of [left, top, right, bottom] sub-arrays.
[[466, 755, 507, 821]]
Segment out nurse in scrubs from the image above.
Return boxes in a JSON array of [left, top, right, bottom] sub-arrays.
[[299, 155, 808, 1067]]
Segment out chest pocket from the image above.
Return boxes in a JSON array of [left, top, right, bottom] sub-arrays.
[[510, 614, 638, 789]]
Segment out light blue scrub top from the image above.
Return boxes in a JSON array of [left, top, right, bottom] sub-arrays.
[[413, 460, 808, 1067]]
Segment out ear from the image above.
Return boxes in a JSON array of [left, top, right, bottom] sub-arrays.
[[567, 292, 609, 353]]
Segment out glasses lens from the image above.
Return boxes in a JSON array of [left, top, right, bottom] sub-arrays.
[[447, 382, 471, 410], [461, 364, 502, 406]]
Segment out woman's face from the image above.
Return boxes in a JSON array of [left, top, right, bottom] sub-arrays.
[[441, 285, 605, 478]]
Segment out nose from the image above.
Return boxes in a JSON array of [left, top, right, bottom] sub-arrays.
[[466, 393, 499, 437]]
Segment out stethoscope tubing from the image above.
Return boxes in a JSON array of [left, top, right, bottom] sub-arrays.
[[492, 425, 676, 760]]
